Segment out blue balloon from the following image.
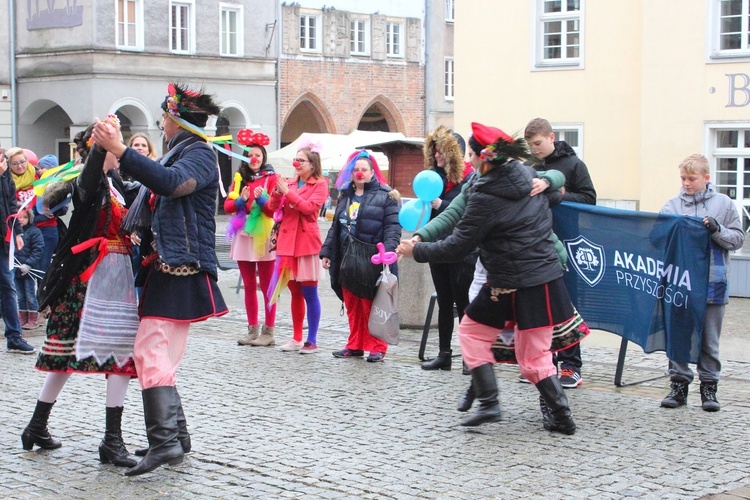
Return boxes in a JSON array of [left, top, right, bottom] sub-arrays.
[[413, 170, 443, 202], [398, 199, 432, 231]]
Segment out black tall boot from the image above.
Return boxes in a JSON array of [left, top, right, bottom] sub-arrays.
[[21, 400, 62, 451], [99, 406, 137, 467], [460, 363, 502, 426], [124, 386, 184, 476], [457, 380, 475, 412], [422, 350, 452, 371], [135, 391, 191, 456], [536, 376, 576, 435]]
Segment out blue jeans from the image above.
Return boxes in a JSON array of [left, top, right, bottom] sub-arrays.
[[38, 225, 58, 274], [15, 274, 38, 312], [0, 251, 23, 339]]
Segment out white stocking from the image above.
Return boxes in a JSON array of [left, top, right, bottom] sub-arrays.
[[38, 373, 72, 403], [105, 375, 131, 408]]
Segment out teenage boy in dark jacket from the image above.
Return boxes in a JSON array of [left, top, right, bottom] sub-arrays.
[[524, 117, 597, 388]]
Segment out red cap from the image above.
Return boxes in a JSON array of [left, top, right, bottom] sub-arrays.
[[471, 122, 513, 148]]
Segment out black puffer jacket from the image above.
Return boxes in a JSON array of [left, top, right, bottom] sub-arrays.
[[0, 167, 19, 254], [532, 141, 596, 205], [320, 177, 401, 300], [413, 159, 562, 289]]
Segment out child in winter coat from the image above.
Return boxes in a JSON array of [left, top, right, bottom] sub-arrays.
[[15, 209, 44, 329]]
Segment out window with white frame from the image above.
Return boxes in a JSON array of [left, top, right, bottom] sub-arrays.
[[350, 18, 370, 55], [170, 1, 194, 54], [386, 21, 403, 57], [300, 14, 321, 52], [220, 4, 243, 57], [446, 0, 455, 22], [552, 125, 583, 158], [444, 58, 454, 100], [710, 126, 750, 230], [711, 0, 750, 58], [116, 0, 143, 50], [535, 0, 583, 68]]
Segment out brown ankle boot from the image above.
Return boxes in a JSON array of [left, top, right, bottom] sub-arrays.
[[249, 325, 275, 346], [237, 325, 260, 345]]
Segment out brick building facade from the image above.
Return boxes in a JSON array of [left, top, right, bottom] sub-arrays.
[[279, 4, 426, 144]]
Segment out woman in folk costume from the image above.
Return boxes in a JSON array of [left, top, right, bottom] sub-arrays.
[[92, 83, 228, 476], [420, 126, 475, 371], [266, 143, 328, 353], [225, 130, 279, 347], [320, 150, 401, 363], [399, 122, 580, 435], [21, 121, 141, 467]]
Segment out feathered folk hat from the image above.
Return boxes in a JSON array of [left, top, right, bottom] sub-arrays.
[[471, 122, 531, 164], [161, 82, 221, 128], [335, 150, 386, 190]]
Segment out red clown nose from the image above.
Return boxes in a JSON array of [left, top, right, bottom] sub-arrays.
[[250, 157, 259, 165], [355, 171, 365, 180], [292, 160, 301, 168]]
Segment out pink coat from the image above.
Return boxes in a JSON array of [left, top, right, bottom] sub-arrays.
[[267, 176, 328, 257]]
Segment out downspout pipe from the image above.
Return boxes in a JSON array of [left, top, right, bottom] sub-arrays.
[[9, 0, 17, 145], [275, 2, 281, 149], [423, 0, 430, 135]]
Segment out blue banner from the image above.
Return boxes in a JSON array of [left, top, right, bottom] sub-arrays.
[[552, 202, 710, 364]]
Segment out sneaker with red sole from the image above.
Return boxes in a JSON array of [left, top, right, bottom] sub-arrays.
[[332, 348, 364, 358], [559, 368, 582, 388], [366, 351, 385, 363], [299, 342, 318, 354]]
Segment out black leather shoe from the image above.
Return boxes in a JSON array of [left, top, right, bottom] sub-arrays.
[[422, 350, 452, 371]]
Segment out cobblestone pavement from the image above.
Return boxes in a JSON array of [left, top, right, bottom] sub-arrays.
[[2, 232, 750, 498]]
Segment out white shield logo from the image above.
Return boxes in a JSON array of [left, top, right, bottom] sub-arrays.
[[565, 236, 606, 287]]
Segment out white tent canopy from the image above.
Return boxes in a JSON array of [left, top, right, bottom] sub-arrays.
[[267, 130, 406, 178]]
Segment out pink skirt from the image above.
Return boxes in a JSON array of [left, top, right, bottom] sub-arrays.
[[290, 254, 321, 282], [230, 232, 275, 262]]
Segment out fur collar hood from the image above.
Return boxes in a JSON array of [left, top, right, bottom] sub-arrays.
[[423, 126, 465, 184]]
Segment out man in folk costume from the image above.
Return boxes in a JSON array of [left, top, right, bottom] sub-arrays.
[[93, 83, 228, 476]]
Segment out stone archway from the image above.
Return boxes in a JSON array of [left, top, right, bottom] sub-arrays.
[[281, 92, 335, 146], [356, 95, 406, 134], [17, 99, 74, 163]]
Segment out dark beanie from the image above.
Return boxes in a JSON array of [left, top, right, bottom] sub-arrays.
[[452, 132, 466, 156]]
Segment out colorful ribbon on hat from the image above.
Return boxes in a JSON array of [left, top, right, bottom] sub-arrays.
[[32, 160, 80, 196]]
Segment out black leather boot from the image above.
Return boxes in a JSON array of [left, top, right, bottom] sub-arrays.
[[460, 363, 502, 426], [536, 376, 576, 435], [700, 382, 720, 412], [661, 381, 689, 408], [421, 350, 452, 371], [21, 400, 62, 451], [99, 406, 137, 467], [457, 381, 475, 412], [124, 386, 184, 476], [135, 391, 191, 456]]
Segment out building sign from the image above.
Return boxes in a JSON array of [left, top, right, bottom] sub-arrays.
[[27, 3, 83, 30]]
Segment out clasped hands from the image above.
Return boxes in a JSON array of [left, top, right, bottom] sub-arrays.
[[396, 234, 422, 258]]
